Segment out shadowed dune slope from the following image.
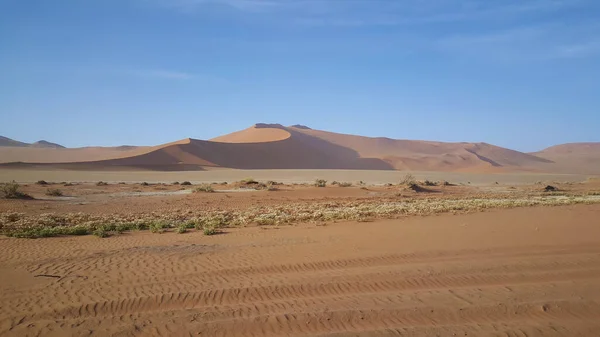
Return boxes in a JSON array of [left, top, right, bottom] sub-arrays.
[[288, 126, 555, 172], [78, 127, 394, 170], [0, 126, 598, 173]]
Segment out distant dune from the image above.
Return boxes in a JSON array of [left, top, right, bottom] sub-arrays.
[[0, 126, 598, 174], [531, 143, 600, 175]]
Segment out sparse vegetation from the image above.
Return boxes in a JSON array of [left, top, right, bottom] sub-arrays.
[[194, 184, 215, 193], [266, 182, 279, 191], [45, 188, 64, 197], [181, 181, 192, 186], [203, 226, 218, 235], [3, 192, 600, 239], [36, 180, 49, 185], [149, 221, 168, 234], [422, 180, 436, 186], [140, 182, 149, 186], [0, 181, 32, 199], [93, 227, 109, 238], [63, 182, 74, 187], [172, 182, 179, 185], [96, 181, 108, 186], [544, 185, 558, 192], [331, 181, 339, 186], [338, 182, 353, 187], [400, 173, 416, 186], [176, 223, 188, 234], [315, 179, 327, 187]]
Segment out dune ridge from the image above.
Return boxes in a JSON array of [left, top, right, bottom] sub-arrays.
[[0, 125, 598, 173]]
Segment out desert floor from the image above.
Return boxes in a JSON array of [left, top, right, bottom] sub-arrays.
[[0, 168, 593, 185], [1, 171, 600, 336]]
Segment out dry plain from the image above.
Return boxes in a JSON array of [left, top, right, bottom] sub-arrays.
[[1, 170, 600, 336]]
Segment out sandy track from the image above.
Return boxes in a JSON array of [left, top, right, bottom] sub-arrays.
[[1, 205, 600, 336]]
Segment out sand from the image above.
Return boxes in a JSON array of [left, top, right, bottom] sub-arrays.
[[1, 205, 600, 336], [2, 125, 598, 173], [0, 168, 594, 186]]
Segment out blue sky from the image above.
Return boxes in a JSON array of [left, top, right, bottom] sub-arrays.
[[1, 0, 599, 152]]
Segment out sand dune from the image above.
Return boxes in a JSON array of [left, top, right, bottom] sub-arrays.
[[0, 125, 598, 173], [210, 123, 292, 143], [532, 143, 600, 175], [1, 205, 600, 336]]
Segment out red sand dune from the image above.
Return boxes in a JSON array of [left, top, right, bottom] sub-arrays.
[[0, 125, 598, 173]]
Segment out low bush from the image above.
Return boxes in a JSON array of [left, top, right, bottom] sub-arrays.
[[338, 182, 352, 187], [36, 180, 49, 185], [0, 181, 32, 199], [176, 223, 188, 234], [194, 184, 214, 193], [149, 221, 168, 233], [45, 188, 64, 197], [181, 181, 192, 186], [93, 227, 109, 238], [203, 226, 218, 235], [96, 181, 108, 186], [422, 180, 436, 186], [315, 179, 327, 187], [400, 174, 416, 185]]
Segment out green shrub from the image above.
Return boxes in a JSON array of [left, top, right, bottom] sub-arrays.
[[176, 224, 188, 234], [149, 221, 168, 233], [0, 181, 32, 199], [66, 226, 89, 236], [194, 184, 214, 193], [93, 227, 109, 238], [45, 188, 63, 196], [183, 219, 197, 229], [315, 179, 327, 187], [203, 226, 218, 235]]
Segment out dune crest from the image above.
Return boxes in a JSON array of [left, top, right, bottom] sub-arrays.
[[0, 126, 598, 173], [211, 125, 291, 143]]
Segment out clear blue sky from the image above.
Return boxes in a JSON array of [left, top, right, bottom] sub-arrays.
[[1, 0, 599, 152]]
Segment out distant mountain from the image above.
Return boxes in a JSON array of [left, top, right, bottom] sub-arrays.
[[0, 136, 29, 147], [0, 136, 65, 149], [31, 140, 65, 149], [0, 126, 598, 174]]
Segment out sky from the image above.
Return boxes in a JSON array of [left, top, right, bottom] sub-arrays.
[[1, 0, 599, 152]]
